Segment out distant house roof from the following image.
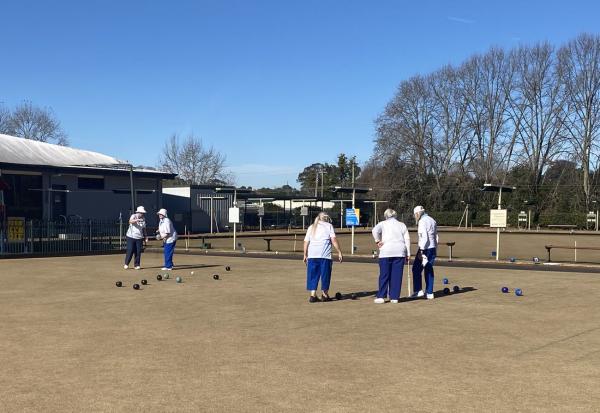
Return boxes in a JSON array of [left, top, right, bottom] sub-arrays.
[[0, 133, 175, 178]]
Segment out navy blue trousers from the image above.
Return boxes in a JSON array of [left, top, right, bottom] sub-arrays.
[[164, 241, 176, 269], [306, 258, 332, 291], [378, 257, 405, 300], [412, 248, 436, 295], [125, 236, 143, 267]]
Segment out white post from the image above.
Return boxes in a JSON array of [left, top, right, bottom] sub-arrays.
[[233, 190, 237, 251], [596, 210, 599, 232], [465, 204, 469, 229], [528, 209, 531, 231], [185, 225, 189, 252], [259, 199, 263, 232], [496, 188, 502, 261], [574, 240, 577, 262]]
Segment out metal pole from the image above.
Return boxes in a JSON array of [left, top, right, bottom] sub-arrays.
[[466, 204, 469, 229], [259, 199, 263, 232], [210, 197, 214, 234], [528, 209, 531, 231], [351, 163, 355, 255], [129, 165, 135, 213], [314, 171, 318, 197], [596, 210, 599, 232]]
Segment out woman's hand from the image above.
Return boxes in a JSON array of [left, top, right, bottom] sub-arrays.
[[376, 241, 384, 248], [303, 254, 308, 264], [338, 251, 343, 263]]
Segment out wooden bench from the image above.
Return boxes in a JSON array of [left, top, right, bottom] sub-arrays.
[[544, 244, 600, 262], [547, 225, 577, 230], [264, 236, 300, 252]]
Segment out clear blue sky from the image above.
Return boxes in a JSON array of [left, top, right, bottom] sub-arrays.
[[1, 0, 599, 188]]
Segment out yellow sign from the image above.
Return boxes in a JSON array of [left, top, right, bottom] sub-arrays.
[[7, 217, 25, 241]]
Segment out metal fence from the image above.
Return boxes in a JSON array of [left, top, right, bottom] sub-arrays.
[[0, 219, 127, 256]]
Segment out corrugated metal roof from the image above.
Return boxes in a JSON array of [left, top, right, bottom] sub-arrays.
[[0, 133, 123, 166], [0, 133, 174, 177]]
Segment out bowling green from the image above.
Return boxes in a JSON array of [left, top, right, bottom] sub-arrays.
[[1, 252, 599, 412]]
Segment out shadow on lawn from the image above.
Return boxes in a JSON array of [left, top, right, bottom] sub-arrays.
[[330, 286, 477, 302]]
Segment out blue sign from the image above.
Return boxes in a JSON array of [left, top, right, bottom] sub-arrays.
[[345, 208, 359, 226]]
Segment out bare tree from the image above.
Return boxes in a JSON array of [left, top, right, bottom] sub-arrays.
[[558, 33, 600, 210], [0, 103, 10, 134], [6, 101, 68, 145], [507, 43, 567, 208], [159, 134, 234, 185]]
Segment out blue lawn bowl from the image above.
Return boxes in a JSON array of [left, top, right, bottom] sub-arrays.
[[442, 278, 449, 285], [510, 257, 516, 263], [515, 288, 523, 296], [491, 251, 497, 257], [501, 286, 509, 293]]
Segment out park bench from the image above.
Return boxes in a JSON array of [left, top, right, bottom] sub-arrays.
[[547, 225, 577, 230], [544, 244, 600, 262], [408, 242, 456, 261], [264, 236, 300, 252]]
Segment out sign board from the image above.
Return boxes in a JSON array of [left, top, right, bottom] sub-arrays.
[[490, 209, 507, 228], [258, 206, 265, 216], [345, 208, 360, 226], [300, 207, 308, 216], [7, 217, 25, 241], [228, 207, 240, 224]]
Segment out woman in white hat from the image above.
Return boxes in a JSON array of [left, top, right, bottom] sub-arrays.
[[124, 206, 147, 270], [157, 208, 177, 270]]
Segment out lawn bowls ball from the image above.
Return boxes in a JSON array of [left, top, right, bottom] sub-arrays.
[[133, 283, 140, 290], [213, 274, 219, 280], [163, 273, 170, 279], [226, 266, 231, 271], [141, 279, 147, 285], [443, 287, 450, 295], [515, 288, 523, 296], [157, 274, 163, 281], [176, 276, 182, 283], [335, 292, 342, 300], [502, 287, 509, 293], [443, 278, 449, 285], [115, 281, 123, 288], [453, 285, 460, 293]]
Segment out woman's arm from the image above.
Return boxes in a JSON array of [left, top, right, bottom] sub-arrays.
[[303, 241, 309, 263], [331, 237, 343, 263]]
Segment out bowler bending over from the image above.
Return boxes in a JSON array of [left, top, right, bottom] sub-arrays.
[[303, 212, 343, 303]]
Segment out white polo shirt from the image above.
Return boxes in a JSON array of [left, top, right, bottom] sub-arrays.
[[126, 213, 146, 239], [372, 218, 411, 258], [304, 221, 336, 259], [417, 213, 438, 250], [158, 217, 178, 244]]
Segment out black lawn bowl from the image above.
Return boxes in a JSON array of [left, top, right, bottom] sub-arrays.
[[225, 266, 231, 271], [115, 281, 123, 288], [133, 283, 140, 290], [141, 279, 147, 285], [213, 274, 220, 280], [443, 287, 450, 295], [156, 274, 163, 281], [335, 292, 343, 300], [453, 285, 460, 293]]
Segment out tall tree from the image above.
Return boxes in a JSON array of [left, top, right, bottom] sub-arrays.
[[558, 33, 600, 210], [158, 134, 234, 185]]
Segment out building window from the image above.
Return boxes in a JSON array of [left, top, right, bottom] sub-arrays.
[[78, 177, 104, 190]]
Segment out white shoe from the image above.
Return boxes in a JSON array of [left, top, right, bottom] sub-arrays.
[[123, 265, 128, 269], [374, 298, 385, 304], [134, 266, 141, 270], [390, 299, 399, 304], [410, 290, 425, 298], [426, 293, 434, 300], [161, 267, 168, 271]]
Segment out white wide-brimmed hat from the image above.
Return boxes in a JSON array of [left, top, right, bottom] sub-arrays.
[[157, 208, 168, 217], [136, 206, 147, 214], [413, 205, 425, 214]]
